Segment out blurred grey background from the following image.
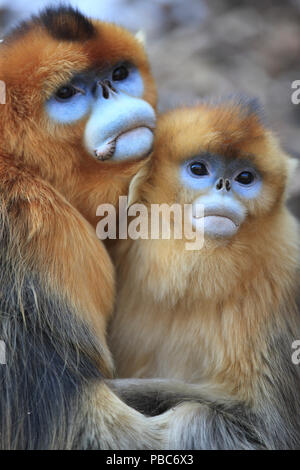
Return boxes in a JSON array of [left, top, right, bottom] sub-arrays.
[[0, 0, 299, 217]]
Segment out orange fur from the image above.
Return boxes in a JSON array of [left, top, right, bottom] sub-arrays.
[[0, 155, 115, 374]]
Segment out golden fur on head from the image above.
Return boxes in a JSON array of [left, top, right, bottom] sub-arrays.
[[0, 7, 156, 226], [109, 98, 300, 408]]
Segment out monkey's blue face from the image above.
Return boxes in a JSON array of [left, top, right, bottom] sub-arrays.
[[45, 63, 156, 162], [180, 153, 262, 239]]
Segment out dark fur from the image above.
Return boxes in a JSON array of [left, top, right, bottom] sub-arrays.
[[0, 185, 103, 449], [39, 6, 96, 42], [6, 5, 96, 43]]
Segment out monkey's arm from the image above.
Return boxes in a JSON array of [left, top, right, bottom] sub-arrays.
[[0, 157, 170, 449], [109, 294, 300, 451], [108, 378, 264, 449], [107, 378, 216, 415], [108, 373, 299, 450]]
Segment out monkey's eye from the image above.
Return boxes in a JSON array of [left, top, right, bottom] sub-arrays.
[[55, 85, 78, 101], [112, 65, 129, 82], [235, 171, 255, 185], [189, 161, 209, 177]]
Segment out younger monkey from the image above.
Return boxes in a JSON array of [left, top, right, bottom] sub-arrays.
[[109, 98, 300, 449]]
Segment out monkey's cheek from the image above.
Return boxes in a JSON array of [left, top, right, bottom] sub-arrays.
[[192, 215, 239, 239], [112, 127, 154, 162]]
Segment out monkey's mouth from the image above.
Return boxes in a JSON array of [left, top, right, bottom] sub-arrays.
[[193, 208, 240, 225], [192, 208, 241, 239], [94, 126, 154, 162]]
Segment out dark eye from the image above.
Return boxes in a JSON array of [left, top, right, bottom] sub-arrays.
[[235, 171, 255, 185], [112, 65, 129, 82], [55, 85, 77, 101], [189, 161, 209, 177]]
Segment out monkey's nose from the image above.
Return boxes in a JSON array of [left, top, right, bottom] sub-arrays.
[[216, 178, 231, 191]]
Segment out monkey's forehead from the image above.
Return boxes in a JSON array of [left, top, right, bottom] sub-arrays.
[[155, 99, 266, 158], [153, 98, 289, 176], [1, 6, 149, 87]]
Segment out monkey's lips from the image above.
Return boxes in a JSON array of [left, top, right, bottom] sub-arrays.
[[94, 126, 154, 162], [204, 215, 238, 238], [192, 208, 241, 239]]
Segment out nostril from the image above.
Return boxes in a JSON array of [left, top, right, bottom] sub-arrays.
[[98, 81, 110, 99], [102, 84, 109, 100], [225, 179, 231, 191], [216, 178, 224, 190], [103, 79, 117, 94]]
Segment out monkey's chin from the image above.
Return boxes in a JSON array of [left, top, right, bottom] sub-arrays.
[[193, 215, 239, 239], [94, 127, 154, 162]]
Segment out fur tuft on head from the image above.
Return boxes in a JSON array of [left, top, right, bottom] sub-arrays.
[[39, 5, 96, 42], [5, 5, 95, 42]]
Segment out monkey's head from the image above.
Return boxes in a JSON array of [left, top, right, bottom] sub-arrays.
[[130, 97, 297, 245], [0, 6, 156, 210]]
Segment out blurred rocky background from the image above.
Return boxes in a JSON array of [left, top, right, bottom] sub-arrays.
[[0, 0, 299, 217]]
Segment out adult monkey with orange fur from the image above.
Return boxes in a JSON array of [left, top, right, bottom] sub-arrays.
[[109, 98, 300, 449], [0, 6, 173, 450], [1, 6, 156, 227]]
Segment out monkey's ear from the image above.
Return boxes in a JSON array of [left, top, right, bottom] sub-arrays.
[[127, 160, 151, 208], [135, 30, 146, 47]]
